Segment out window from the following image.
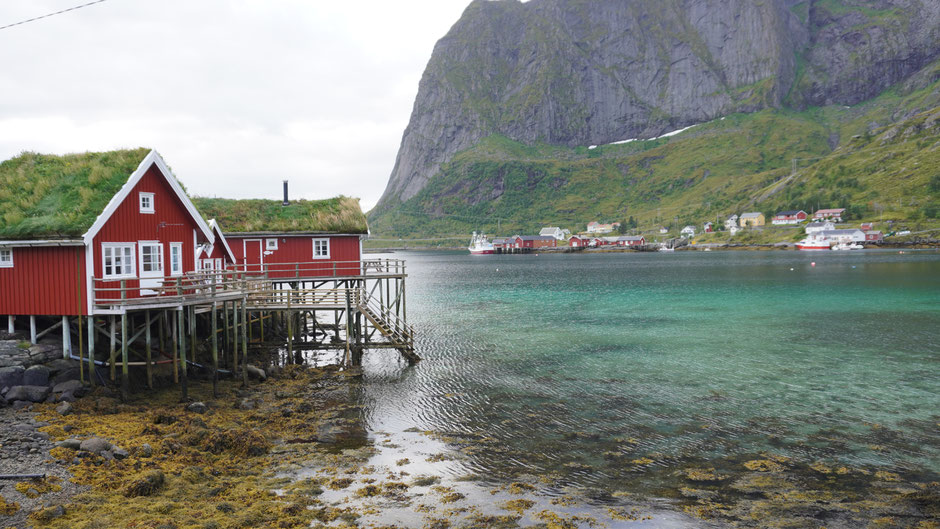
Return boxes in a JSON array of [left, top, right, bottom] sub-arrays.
[[265, 238, 278, 250], [0, 248, 12, 268], [139, 192, 155, 214], [139, 243, 163, 273], [169, 243, 183, 276], [312, 238, 330, 259], [102, 244, 135, 278]]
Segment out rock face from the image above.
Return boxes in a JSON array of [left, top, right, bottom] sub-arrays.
[[374, 0, 940, 210]]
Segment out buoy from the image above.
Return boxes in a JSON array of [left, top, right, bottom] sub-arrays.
[[811, 262, 816, 267]]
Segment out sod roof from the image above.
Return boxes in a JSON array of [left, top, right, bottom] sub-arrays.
[[192, 196, 368, 234], [0, 148, 151, 240]]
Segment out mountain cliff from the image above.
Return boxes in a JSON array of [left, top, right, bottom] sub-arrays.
[[371, 0, 940, 232]]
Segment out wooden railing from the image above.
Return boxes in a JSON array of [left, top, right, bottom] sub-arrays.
[[92, 259, 406, 307]]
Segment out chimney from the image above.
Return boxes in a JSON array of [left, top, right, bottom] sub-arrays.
[[282, 180, 289, 206]]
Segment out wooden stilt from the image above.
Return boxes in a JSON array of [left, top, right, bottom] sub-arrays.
[[6, 315, 12, 334], [171, 310, 178, 384], [260, 310, 264, 343], [241, 299, 248, 386], [121, 313, 129, 401], [61, 315, 70, 359], [30, 315, 36, 345], [109, 316, 116, 381], [189, 306, 196, 370], [211, 302, 219, 397], [145, 310, 153, 389], [232, 299, 239, 374], [223, 301, 230, 359], [159, 311, 166, 356], [87, 316, 95, 387], [179, 310, 188, 400]]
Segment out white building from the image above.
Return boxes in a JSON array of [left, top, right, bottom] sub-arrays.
[[659, 226, 669, 234], [681, 225, 696, 237], [539, 227, 567, 240], [724, 215, 739, 230], [819, 229, 866, 243], [805, 221, 835, 234]]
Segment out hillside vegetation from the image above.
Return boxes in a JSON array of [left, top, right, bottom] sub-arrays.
[[369, 62, 940, 238]]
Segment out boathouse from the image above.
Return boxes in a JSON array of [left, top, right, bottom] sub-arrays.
[[615, 236, 646, 247], [0, 148, 214, 332], [865, 230, 884, 242], [512, 235, 557, 249], [192, 196, 366, 279], [772, 210, 807, 225]]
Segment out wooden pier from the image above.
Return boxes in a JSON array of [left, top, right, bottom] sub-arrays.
[[46, 259, 415, 399]]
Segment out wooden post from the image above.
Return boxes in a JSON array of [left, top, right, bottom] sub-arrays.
[[29, 315, 36, 344], [189, 306, 196, 369], [121, 313, 129, 401], [232, 299, 239, 375], [109, 316, 116, 381], [158, 311, 166, 357], [211, 302, 219, 397], [179, 310, 188, 400], [287, 293, 293, 362], [260, 310, 264, 343], [223, 301, 230, 359], [241, 300, 248, 386], [145, 310, 153, 389], [7, 315, 13, 334], [61, 315, 70, 359], [87, 316, 95, 387], [171, 310, 178, 384]]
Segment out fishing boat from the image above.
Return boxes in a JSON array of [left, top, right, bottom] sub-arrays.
[[796, 235, 832, 251], [468, 232, 495, 255]]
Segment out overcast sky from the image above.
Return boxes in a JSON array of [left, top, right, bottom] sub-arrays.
[[0, 0, 476, 212]]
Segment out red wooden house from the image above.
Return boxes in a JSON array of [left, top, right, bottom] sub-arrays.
[[1, 149, 215, 342], [812, 208, 845, 222], [198, 219, 238, 272], [192, 196, 369, 279], [512, 235, 557, 249], [569, 235, 589, 247], [865, 230, 884, 242], [772, 210, 808, 225]]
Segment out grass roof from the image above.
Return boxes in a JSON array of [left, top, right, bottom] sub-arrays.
[[0, 148, 150, 239], [192, 196, 368, 234]]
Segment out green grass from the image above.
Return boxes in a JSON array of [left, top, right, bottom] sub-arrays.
[[193, 196, 368, 234], [0, 148, 150, 239]]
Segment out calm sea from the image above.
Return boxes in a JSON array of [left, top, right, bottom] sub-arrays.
[[353, 249, 939, 520]]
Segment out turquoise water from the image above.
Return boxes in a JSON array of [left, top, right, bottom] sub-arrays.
[[359, 250, 939, 504]]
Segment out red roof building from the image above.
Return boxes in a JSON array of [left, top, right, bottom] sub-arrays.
[[812, 208, 846, 222], [512, 235, 557, 249], [772, 210, 807, 225]]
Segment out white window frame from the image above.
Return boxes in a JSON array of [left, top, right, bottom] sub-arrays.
[[139, 192, 155, 214], [138, 241, 164, 275], [169, 242, 183, 276], [312, 238, 330, 259], [265, 238, 278, 251], [0, 248, 12, 268], [101, 243, 136, 279]]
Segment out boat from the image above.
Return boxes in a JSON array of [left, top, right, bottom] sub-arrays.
[[832, 241, 863, 251], [796, 235, 832, 251], [468, 232, 495, 255], [658, 245, 675, 252]]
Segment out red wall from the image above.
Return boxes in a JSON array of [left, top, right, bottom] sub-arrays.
[[92, 164, 208, 303], [0, 246, 86, 316], [227, 234, 361, 278]]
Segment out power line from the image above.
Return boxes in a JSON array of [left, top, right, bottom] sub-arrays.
[[0, 0, 108, 32]]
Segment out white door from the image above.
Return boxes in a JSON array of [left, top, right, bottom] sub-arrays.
[[138, 242, 164, 295]]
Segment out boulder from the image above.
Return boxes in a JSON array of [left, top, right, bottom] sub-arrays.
[[56, 401, 73, 416], [57, 439, 82, 450], [187, 402, 208, 414], [246, 365, 267, 381], [58, 390, 76, 403], [5, 385, 52, 403], [12, 400, 31, 410], [113, 447, 129, 460], [79, 437, 112, 454], [53, 379, 83, 394], [0, 395, 7, 408], [23, 365, 50, 386], [0, 366, 24, 388], [50, 367, 81, 387], [138, 443, 153, 458]]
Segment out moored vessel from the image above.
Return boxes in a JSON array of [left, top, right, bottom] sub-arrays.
[[468, 232, 495, 254]]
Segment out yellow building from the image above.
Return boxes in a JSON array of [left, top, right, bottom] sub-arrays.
[[739, 212, 765, 227]]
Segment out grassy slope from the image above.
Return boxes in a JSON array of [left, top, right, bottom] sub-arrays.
[[369, 65, 940, 239], [0, 148, 150, 239], [193, 196, 368, 234]]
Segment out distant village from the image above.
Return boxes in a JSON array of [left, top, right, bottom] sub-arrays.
[[477, 207, 899, 253]]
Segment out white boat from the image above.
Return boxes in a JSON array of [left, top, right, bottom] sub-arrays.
[[796, 236, 832, 251], [658, 245, 675, 252], [468, 232, 495, 255], [832, 242, 863, 250]]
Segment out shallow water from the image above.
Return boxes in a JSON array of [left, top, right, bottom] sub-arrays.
[[348, 250, 940, 525]]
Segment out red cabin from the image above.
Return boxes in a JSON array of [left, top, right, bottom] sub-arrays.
[[772, 210, 808, 225], [512, 235, 557, 249], [192, 197, 368, 279], [1, 149, 214, 318], [865, 231, 884, 242]]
